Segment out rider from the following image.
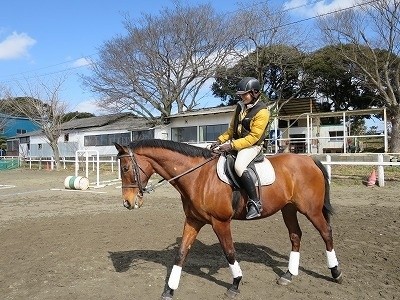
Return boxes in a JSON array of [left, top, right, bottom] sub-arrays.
[[211, 77, 270, 219]]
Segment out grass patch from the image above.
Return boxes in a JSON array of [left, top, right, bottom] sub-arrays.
[[331, 165, 400, 181]]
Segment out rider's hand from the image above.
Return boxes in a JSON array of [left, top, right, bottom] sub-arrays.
[[218, 143, 232, 152], [209, 141, 220, 151]]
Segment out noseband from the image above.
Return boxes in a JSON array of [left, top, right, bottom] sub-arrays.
[[117, 149, 149, 196]]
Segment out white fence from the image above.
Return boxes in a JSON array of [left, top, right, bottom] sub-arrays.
[[320, 154, 400, 187], [1, 153, 399, 187]]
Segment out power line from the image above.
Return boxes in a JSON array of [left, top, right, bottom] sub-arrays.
[[0, 54, 97, 84], [0, 0, 379, 84], [0, 61, 96, 85], [259, 0, 379, 32]]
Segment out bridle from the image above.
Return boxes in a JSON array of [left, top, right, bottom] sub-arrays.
[[117, 148, 149, 197], [117, 148, 219, 195]]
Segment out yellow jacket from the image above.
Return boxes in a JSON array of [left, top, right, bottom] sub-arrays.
[[218, 103, 270, 150]]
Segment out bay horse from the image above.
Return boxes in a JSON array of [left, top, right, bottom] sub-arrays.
[[115, 139, 342, 300]]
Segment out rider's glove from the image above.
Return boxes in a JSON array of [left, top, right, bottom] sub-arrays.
[[218, 143, 232, 152]]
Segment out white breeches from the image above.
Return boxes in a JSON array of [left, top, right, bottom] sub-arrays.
[[234, 145, 262, 176]]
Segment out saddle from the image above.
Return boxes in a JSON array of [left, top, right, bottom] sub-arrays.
[[216, 152, 276, 189]]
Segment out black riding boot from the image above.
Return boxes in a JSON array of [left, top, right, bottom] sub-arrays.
[[240, 170, 263, 219]]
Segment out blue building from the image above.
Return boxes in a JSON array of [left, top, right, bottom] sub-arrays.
[[0, 113, 39, 155]]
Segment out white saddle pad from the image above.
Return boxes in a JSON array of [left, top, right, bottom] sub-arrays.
[[216, 155, 276, 186]]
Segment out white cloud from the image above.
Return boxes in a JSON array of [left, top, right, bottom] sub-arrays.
[[0, 31, 36, 60], [283, 0, 358, 18], [73, 99, 105, 115], [72, 57, 91, 68]]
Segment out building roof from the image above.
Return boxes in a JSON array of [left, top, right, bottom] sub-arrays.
[[60, 113, 158, 132], [276, 98, 319, 116], [60, 113, 129, 130], [8, 113, 158, 139], [166, 105, 236, 119]]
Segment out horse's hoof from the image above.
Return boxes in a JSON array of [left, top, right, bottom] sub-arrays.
[[225, 288, 240, 299], [330, 266, 343, 284], [277, 271, 293, 285], [277, 276, 291, 285], [333, 272, 343, 284], [160, 291, 174, 300]]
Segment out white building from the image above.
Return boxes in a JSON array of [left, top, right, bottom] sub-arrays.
[[10, 102, 387, 158]]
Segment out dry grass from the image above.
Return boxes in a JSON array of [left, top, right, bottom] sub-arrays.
[[331, 165, 400, 181]]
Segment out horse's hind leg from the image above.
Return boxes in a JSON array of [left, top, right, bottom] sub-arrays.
[[278, 204, 302, 285], [307, 212, 343, 284]]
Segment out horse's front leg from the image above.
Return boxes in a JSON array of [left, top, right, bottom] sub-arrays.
[[161, 217, 205, 300], [212, 219, 242, 299]]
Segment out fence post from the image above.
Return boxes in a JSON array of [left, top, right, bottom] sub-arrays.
[[377, 154, 385, 187]]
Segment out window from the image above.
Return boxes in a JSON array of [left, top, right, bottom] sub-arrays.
[[84, 132, 131, 146], [6, 140, 19, 151], [16, 129, 27, 134], [289, 119, 299, 127], [329, 131, 344, 141], [132, 129, 154, 141], [84, 135, 96, 146], [171, 126, 197, 142], [20, 136, 30, 143], [199, 124, 228, 142], [64, 133, 69, 142]]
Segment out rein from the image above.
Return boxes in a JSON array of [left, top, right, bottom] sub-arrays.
[[118, 149, 219, 194]]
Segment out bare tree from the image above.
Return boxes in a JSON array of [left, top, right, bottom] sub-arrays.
[[0, 86, 13, 152], [318, 0, 400, 152], [83, 2, 238, 120], [6, 77, 68, 170], [0, 86, 9, 131]]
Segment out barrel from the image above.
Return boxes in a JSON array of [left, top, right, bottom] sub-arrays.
[[64, 176, 90, 190]]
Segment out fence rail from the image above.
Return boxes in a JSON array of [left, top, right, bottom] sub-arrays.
[[1, 153, 399, 186]]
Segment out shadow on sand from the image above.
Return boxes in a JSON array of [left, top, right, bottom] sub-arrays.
[[108, 238, 332, 290]]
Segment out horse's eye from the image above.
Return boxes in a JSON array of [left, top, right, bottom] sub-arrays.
[[122, 165, 130, 173]]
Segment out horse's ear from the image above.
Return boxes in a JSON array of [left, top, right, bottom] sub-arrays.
[[114, 142, 124, 153]]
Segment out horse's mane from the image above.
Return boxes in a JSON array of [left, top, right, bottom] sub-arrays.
[[129, 139, 214, 158]]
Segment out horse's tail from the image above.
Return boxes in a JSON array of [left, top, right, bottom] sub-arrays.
[[313, 158, 334, 223]]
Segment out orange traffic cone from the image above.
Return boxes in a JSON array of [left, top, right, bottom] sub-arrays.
[[367, 169, 376, 187]]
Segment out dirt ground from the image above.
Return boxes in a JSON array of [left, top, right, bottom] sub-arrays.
[[0, 169, 399, 300]]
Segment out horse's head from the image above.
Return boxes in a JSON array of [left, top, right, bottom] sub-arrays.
[[115, 143, 153, 210]]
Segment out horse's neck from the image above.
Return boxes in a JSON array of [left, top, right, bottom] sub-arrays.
[[144, 150, 199, 178]]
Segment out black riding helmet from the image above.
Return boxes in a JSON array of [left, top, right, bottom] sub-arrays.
[[235, 77, 261, 95]]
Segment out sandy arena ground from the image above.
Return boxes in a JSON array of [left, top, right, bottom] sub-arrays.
[[0, 168, 399, 300]]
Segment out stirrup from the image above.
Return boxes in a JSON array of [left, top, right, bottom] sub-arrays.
[[246, 200, 262, 219]]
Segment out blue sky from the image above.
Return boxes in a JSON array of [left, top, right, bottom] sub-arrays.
[[0, 0, 357, 115]]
